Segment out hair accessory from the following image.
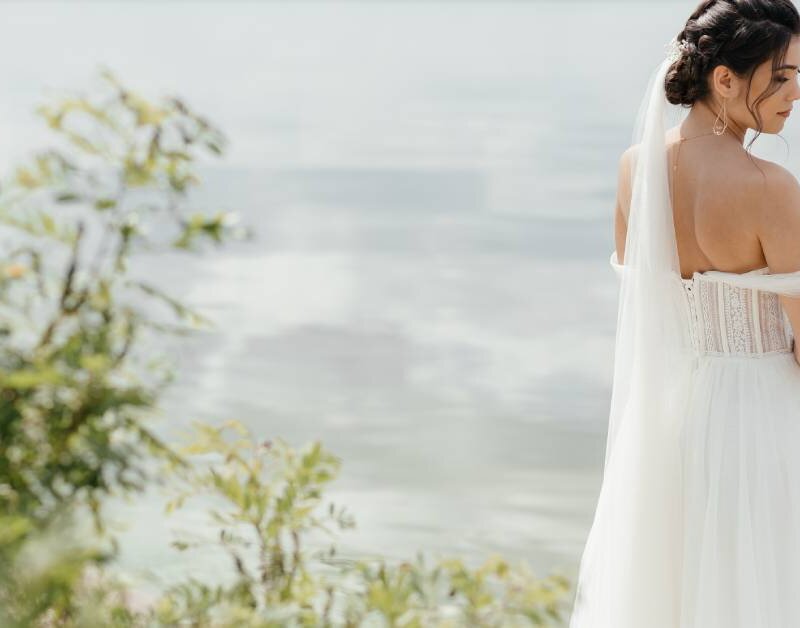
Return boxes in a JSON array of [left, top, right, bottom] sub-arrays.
[[664, 36, 693, 64]]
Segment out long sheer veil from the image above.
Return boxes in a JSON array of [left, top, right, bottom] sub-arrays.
[[568, 44, 697, 628]]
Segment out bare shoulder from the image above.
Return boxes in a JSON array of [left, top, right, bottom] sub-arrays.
[[620, 143, 640, 167], [750, 157, 800, 218], [753, 156, 797, 186], [748, 157, 800, 273]]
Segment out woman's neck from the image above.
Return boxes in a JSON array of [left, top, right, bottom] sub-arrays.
[[682, 99, 747, 146]]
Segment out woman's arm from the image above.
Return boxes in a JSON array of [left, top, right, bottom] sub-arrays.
[[755, 163, 800, 366], [615, 147, 634, 264]]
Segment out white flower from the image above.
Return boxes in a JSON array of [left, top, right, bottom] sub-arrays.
[[664, 37, 691, 64]]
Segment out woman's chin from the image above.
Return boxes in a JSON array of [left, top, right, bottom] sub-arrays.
[[766, 117, 789, 133]]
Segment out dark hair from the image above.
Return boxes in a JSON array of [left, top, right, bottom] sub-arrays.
[[665, 0, 800, 150]]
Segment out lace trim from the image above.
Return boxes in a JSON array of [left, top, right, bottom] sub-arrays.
[[681, 277, 793, 357]]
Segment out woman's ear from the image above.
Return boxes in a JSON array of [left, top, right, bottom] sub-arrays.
[[709, 64, 741, 99]]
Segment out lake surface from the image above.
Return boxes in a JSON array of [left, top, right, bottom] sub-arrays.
[[2, 0, 799, 608]]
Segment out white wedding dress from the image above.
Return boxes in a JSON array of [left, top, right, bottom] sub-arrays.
[[569, 47, 800, 628], [620, 250, 800, 626]]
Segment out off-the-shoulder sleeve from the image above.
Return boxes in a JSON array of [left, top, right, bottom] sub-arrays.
[[608, 249, 800, 296], [609, 250, 624, 279], [701, 270, 800, 296]]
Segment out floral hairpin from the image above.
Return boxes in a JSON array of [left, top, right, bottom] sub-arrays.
[[664, 36, 692, 64]]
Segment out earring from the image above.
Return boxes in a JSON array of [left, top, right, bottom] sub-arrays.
[[713, 98, 728, 135]]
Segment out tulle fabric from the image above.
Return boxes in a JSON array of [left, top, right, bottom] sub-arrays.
[[570, 251, 800, 627], [678, 350, 800, 627]]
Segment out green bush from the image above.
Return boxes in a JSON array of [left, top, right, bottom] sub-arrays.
[[0, 70, 572, 628]]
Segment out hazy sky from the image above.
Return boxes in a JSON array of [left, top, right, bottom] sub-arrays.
[[0, 1, 708, 174]]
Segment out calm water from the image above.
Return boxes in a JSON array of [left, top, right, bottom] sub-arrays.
[[2, 0, 799, 604]]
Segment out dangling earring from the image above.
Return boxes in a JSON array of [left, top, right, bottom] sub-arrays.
[[713, 98, 728, 135]]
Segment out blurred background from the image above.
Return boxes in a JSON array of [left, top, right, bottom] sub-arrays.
[[1, 0, 797, 591]]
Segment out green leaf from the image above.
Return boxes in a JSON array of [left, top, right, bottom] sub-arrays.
[[94, 198, 117, 210]]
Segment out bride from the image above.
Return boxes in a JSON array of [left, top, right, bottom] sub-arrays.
[[569, 1, 800, 626]]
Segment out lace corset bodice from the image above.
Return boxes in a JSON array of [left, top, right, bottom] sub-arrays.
[[609, 250, 800, 359], [679, 271, 794, 358]]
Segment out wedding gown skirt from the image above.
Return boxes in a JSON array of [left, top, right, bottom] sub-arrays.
[[570, 252, 800, 628], [677, 266, 800, 627]]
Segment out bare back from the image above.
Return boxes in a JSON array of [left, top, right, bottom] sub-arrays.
[[615, 127, 800, 363], [664, 126, 768, 278]]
